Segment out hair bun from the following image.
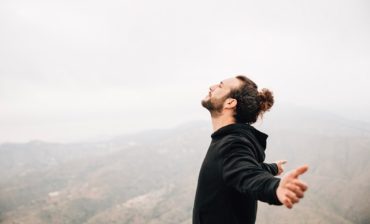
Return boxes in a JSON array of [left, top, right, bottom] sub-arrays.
[[258, 88, 274, 113]]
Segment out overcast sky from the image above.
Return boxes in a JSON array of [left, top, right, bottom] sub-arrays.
[[0, 0, 369, 143]]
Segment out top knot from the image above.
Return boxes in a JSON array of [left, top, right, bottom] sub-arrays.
[[258, 88, 274, 113]]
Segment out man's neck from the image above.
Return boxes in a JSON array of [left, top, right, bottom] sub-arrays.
[[211, 116, 235, 132]]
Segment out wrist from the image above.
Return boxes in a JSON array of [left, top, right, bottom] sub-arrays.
[[273, 179, 283, 205]]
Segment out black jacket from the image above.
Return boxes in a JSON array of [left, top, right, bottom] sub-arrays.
[[192, 123, 282, 224]]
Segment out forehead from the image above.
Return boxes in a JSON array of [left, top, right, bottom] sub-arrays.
[[221, 77, 242, 89]]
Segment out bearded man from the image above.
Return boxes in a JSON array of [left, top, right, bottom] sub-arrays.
[[192, 75, 309, 224]]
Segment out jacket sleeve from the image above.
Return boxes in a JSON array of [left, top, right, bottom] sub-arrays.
[[260, 162, 279, 176], [220, 140, 282, 205]]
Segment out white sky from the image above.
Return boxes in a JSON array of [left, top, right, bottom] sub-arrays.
[[1, 0, 369, 143]]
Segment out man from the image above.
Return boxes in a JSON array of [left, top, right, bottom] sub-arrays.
[[192, 75, 308, 224]]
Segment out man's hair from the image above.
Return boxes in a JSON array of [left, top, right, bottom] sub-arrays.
[[228, 75, 274, 124]]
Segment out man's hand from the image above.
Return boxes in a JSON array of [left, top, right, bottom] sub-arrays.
[[276, 165, 308, 209], [275, 160, 287, 176]]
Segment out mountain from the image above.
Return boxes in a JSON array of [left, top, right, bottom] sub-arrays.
[[0, 105, 369, 224]]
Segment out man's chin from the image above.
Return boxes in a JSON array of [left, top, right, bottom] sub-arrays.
[[201, 98, 213, 110], [201, 99, 208, 107]]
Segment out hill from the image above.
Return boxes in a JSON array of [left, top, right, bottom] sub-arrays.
[[0, 105, 369, 223]]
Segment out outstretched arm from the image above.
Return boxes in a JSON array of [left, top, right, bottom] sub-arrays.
[[221, 141, 309, 207], [221, 141, 282, 205]]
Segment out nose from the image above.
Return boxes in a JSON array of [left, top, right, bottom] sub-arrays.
[[209, 84, 217, 91]]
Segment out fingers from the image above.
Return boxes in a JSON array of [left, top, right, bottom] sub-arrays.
[[286, 183, 304, 198], [286, 190, 299, 203], [292, 179, 308, 192], [283, 191, 303, 208], [276, 160, 287, 176], [282, 197, 293, 209], [286, 179, 308, 196]]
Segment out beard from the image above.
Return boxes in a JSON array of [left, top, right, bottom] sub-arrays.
[[201, 95, 227, 116]]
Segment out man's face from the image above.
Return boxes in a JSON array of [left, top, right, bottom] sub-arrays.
[[201, 77, 241, 114]]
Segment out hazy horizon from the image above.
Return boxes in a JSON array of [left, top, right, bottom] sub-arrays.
[[1, 102, 369, 145]]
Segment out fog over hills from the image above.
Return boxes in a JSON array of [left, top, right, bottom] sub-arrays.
[[0, 105, 369, 224]]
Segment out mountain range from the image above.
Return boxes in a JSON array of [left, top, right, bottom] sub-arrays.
[[0, 104, 369, 224]]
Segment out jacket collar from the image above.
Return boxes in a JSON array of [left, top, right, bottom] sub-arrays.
[[211, 123, 268, 149]]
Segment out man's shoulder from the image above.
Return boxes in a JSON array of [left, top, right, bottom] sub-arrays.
[[220, 132, 253, 145], [217, 134, 254, 155]]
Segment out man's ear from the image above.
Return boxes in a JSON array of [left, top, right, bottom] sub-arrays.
[[224, 98, 237, 109]]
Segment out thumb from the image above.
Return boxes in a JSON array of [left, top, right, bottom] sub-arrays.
[[291, 165, 309, 178], [276, 160, 287, 165]]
